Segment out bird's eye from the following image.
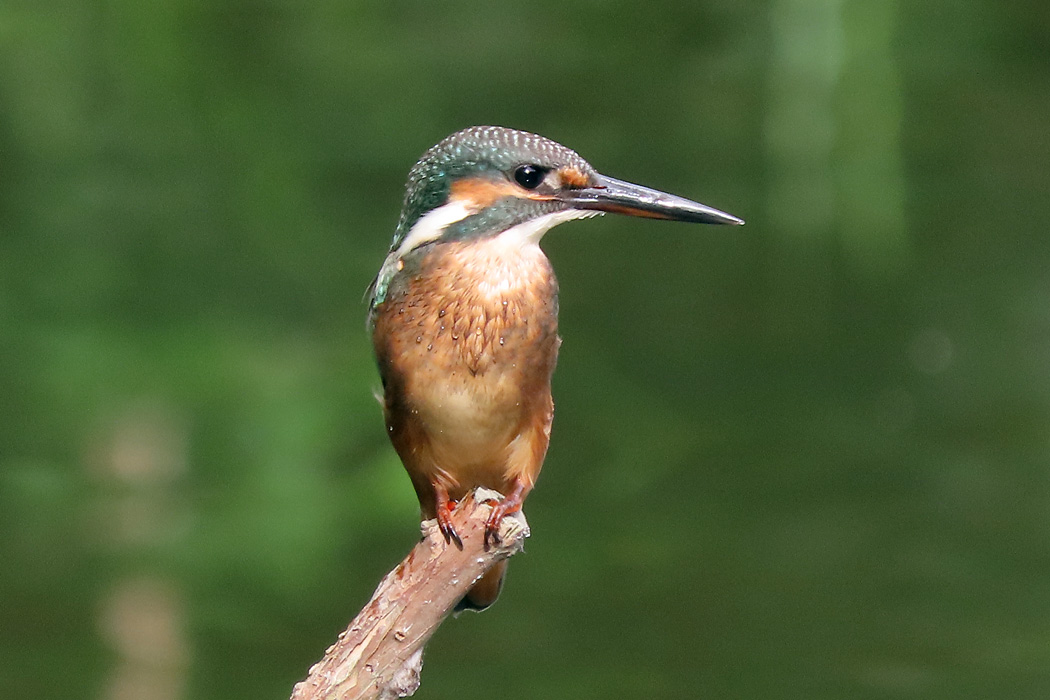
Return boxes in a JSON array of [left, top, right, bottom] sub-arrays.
[[513, 164, 546, 190]]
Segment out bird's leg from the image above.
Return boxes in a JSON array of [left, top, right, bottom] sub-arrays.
[[483, 478, 529, 548], [434, 484, 463, 550]]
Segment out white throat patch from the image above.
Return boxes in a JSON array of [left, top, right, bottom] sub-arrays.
[[496, 208, 601, 246]]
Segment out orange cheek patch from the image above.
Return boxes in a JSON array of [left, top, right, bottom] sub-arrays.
[[557, 167, 591, 189], [449, 177, 521, 208]]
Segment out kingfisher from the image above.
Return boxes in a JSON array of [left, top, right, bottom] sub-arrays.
[[368, 126, 742, 611]]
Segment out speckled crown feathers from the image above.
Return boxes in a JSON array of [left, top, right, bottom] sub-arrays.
[[390, 126, 595, 251]]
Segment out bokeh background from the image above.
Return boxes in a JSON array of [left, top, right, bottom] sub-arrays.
[[2, 1, 1048, 698]]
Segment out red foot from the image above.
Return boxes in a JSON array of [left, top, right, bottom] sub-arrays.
[[482, 480, 528, 548], [483, 500, 520, 547], [435, 493, 463, 549]]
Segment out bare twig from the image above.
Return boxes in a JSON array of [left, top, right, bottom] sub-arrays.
[[290, 488, 529, 700]]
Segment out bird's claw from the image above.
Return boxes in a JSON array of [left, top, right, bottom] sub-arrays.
[[483, 500, 511, 549], [436, 501, 463, 549]]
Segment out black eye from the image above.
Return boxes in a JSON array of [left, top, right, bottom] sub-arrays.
[[513, 164, 546, 190]]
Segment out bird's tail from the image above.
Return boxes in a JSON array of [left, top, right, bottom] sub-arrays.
[[455, 560, 507, 612]]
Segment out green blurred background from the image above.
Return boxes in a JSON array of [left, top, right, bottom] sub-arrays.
[[2, 1, 1048, 698]]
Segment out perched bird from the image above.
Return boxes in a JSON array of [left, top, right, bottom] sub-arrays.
[[368, 126, 742, 610]]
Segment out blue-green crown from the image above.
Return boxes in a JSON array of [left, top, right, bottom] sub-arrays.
[[388, 126, 595, 251]]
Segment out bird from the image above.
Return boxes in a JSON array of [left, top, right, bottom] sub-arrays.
[[368, 126, 742, 611]]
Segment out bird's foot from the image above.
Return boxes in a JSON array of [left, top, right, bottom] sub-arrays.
[[480, 480, 529, 548], [482, 499, 522, 549], [436, 498, 463, 549]]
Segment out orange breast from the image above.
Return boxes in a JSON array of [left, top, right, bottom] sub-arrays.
[[372, 235, 560, 504]]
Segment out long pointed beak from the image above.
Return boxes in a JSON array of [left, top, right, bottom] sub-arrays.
[[559, 174, 744, 226]]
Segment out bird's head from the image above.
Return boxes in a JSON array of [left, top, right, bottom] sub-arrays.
[[369, 126, 742, 308]]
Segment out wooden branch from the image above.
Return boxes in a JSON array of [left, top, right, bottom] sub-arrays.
[[290, 488, 529, 700]]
